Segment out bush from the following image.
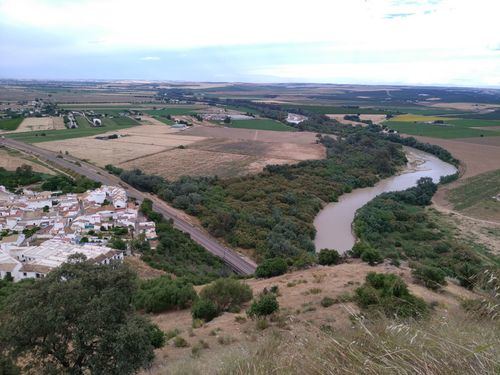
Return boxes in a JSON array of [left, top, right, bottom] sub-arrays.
[[199, 278, 253, 313], [255, 258, 288, 278], [318, 249, 341, 266], [247, 293, 279, 318], [191, 299, 219, 322], [355, 273, 428, 319], [361, 248, 383, 266], [320, 296, 335, 307], [133, 276, 197, 313], [146, 323, 166, 349], [173, 336, 189, 348], [412, 265, 447, 291]]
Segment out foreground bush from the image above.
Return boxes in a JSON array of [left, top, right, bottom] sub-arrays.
[[355, 272, 428, 319], [318, 249, 341, 266], [134, 276, 197, 313], [255, 258, 288, 278], [412, 265, 447, 290]]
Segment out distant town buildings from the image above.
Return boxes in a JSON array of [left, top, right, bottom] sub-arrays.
[[0, 185, 156, 281]]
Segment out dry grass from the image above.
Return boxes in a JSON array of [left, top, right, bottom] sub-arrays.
[[13, 117, 66, 133], [0, 147, 55, 174]]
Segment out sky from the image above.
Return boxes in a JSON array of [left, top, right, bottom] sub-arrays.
[[0, 0, 499, 87]]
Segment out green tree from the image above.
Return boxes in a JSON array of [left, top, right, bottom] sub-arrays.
[[412, 265, 447, 291], [318, 249, 341, 266], [0, 257, 162, 374], [199, 278, 252, 313], [255, 258, 288, 278], [247, 292, 279, 318], [191, 299, 219, 322]]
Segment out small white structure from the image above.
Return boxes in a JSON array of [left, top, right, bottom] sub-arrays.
[[92, 118, 102, 127]]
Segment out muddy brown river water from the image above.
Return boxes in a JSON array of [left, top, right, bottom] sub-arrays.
[[313, 147, 458, 253]]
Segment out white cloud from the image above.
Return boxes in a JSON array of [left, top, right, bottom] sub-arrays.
[[140, 56, 160, 61]]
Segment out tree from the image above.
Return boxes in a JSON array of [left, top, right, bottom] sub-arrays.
[[361, 248, 383, 266], [199, 278, 252, 313], [191, 299, 218, 322], [318, 249, 341, 266], [247, 292, 279, 318], [255, 258, 288, 278], [0, 257, 162, 374]]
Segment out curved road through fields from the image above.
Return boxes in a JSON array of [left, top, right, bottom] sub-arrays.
[[0, 138, 256, 275]]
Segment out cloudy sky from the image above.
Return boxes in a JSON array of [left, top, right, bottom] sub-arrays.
[[1, 0, 499, 87]]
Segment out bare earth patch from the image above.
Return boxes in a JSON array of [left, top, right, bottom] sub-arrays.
[[326, 114, 387, 125]]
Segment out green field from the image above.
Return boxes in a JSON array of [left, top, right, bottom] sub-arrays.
[[385, 113, 500, 138], [5, 120, 138, 143], [448, 169, 500, 221], [144, 107, 202, 116], [0, 118, 23, 131], [227, 119, 295, 131], [150, 116, 174, 125]]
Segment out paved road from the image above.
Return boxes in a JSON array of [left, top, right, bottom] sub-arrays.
[[0, 138, 257, 275]]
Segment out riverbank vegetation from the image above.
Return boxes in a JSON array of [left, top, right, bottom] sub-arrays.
[[354, 178, 499, 289], [118, 132, 407, 264]]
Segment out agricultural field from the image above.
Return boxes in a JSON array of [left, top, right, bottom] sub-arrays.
[[0, 118, 23, 131], [385, 113, 500, 139], [5, 117, 139, 143], [11, 117, 66, 133], [0, 147, 56, 175], [227, 119, 295, 131], [37, 125, 205, 166], [447, 169, 500, 222]]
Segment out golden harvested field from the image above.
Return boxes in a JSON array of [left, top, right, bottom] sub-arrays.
[[0, 147, 55, 174], [12, 116, 66, 133], [183, 126, 320, 144], [37, 125, 206, 165], [326, 114, 387, 125], [37, 124, 325, 179]]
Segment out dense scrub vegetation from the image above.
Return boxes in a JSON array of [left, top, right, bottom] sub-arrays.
[[120, 133, 407, 263], [0, 165, 43, 191], [41, 174, 101, 193], [355, 272, 429, 319], [354, 178, 499, 288], [191, 278, 253, 322], [138, 199, 232, 284], [133, 276, 197, 313]]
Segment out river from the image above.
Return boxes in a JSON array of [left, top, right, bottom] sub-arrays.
[[313, 147, 458, 253]]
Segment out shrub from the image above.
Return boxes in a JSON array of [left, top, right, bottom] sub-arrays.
[[199, 278, 252, 313], [255, 258, 288, 278], [320, 297, 335, 307], [191, 299, 218, 322], [247, 293, 279, 318], [173, 336, 189, 348], [361, 248, 383, 266], [256, 318, 269, 330], [133, 276, 197, 313], [412, 265, 447, 291], [355, 273, 428, 319], [146, 323, 166, 349], [318, 249, 342, 266]]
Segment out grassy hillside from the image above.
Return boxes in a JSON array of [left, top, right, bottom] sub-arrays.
[[448, 169, 500, 221]]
